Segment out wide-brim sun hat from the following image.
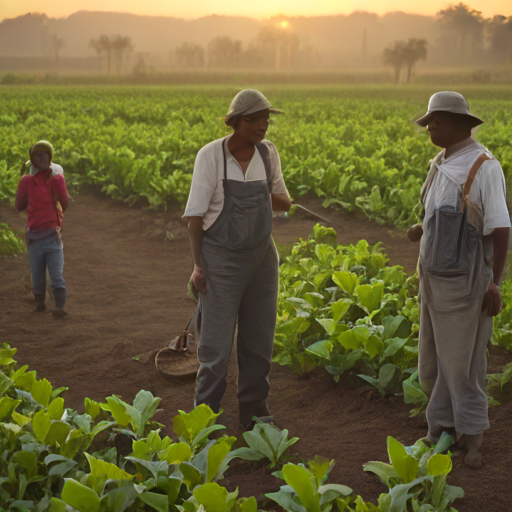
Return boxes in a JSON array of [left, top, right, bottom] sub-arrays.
[[415, 91, 483, 127], [226, 89, 284, 120], [30, 140, 54, 159]]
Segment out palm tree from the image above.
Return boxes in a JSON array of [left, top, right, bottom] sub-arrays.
[[488, 15, 512, 63], [88, 37, 103, 72], [382, 39, 428, 85], [51, 34, 65, 72], [207, 37, 242, 68], [89, 35, 113, 74], [402, 39, 428, 84], [111, 35, 134, 75], [436, 3, 484, 57], [175, 42, 205, 68], [382, 40, 407, 84]]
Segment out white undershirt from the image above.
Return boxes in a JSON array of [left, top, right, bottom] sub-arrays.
[[183, 135, 289, 230]]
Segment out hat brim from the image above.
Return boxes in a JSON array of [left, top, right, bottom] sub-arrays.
[[30, 144, 53, 158], [226, 107, 284, 120], [415, 111, 484, 128]]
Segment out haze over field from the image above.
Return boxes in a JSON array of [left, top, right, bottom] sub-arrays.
[[1, 2, 512, 79], [2, 0, 512, 19]]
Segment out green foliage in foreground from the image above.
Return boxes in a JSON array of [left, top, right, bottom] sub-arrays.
[[274, 225, 512, 413], [274, 225, 423, 404], [0, 223, 26, 256], [491, 279, 512, 352], [1, 85, 511, 227], [0, 343, 463, 511]]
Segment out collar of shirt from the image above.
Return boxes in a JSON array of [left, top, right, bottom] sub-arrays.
[[437, 137, 484, 186], [224, 136, 264, 181]]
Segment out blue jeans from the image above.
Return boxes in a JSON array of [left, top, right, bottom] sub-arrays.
[[28, 235, 66, 308]]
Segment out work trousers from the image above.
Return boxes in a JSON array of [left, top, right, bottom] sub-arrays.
[[28, 236, 66, 308], [195, 241, 279, 426], [418, 295, 492, 436]]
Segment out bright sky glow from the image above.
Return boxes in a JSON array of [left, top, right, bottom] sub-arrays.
[[1, 0, 511, 20]]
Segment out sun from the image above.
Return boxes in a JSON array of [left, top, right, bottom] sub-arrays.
[[280, 20, 289, 29]]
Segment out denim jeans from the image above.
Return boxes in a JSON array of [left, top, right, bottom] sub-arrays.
[[28, 235, 66, 308]]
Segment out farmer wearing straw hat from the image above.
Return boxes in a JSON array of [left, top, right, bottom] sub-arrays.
[[184, 89, 291, 429], [15, 141, 70, 318], [411, 92, 510, 468]]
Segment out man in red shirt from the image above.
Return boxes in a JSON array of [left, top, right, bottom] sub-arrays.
[[15, 141, 70, 318]]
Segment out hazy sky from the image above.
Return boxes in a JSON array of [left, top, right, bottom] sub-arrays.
[[1, 0, 511, 20]]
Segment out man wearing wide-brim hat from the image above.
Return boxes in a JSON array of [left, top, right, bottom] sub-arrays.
[[410, 91, 510, 468]]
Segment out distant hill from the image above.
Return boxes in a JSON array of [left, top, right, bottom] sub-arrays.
[[0, 10, 437, 66]]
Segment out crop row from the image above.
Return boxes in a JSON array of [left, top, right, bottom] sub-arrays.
[[1, 86, 511, 227], [274, 224, 512, 410], [0, 343, 463, 511]]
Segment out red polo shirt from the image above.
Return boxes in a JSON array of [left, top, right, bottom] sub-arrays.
[[15, 170, 69, 232]]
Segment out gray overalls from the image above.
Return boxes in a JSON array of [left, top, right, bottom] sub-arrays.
[[418, 154, 493, 437], [195, 138, 279, 427]]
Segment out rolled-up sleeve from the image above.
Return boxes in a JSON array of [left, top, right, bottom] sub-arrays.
[[480, 160, 511, 236], [183, 147, 218, 218], [266, 141, 289, 197]]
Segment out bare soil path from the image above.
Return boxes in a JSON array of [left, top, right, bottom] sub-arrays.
[[1, 192, 510, 510]]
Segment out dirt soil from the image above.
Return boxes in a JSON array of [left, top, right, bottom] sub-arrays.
[[1, 192, 511, 510]]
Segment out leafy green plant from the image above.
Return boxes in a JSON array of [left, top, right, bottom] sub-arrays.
[[363, 435, 463, 512], [358, 363, 403, 396], [179, 482, 258, 512], [402, 371, 429, 417], [229, 422, 299, 468], [0, 223, 25, 257], [487, 362, 512, 402], [266, 457, 377, 512], [173, 404, 226, 453], [100, 390, 163, 438]]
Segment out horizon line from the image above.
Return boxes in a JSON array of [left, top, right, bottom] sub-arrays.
[[0, 8, 443, 23]]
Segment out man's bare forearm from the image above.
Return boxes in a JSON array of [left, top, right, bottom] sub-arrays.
[[492, 227, 509, 286], [271, 193, 292, 212], [187, 217, 204, 268]]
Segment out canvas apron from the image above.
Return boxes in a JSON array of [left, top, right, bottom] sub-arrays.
[[195, 138, 279, 426], [418, 154, 493, 436]]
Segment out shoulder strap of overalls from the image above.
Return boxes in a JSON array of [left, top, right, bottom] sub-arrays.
[[221, 138, 228, 181], [255, 142, 273, 194], [462, 153, 492, 212]]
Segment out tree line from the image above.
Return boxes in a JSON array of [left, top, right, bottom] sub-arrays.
[[381, 3, 512, 84], [174, 24, 317, 71], [48, 2, 512, 77]]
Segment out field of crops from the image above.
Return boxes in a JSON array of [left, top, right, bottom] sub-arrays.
[[1, 84, 512, 511], [1, 85, 512, 228], [1, 83, 512, 407]]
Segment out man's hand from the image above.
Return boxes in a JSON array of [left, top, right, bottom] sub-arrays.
[[192, 265, 207, 295], [481, 282, 502, 317]]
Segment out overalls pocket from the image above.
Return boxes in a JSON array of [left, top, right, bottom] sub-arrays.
[[228, 194, 269, 251], [422, 207, 470, 276]]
